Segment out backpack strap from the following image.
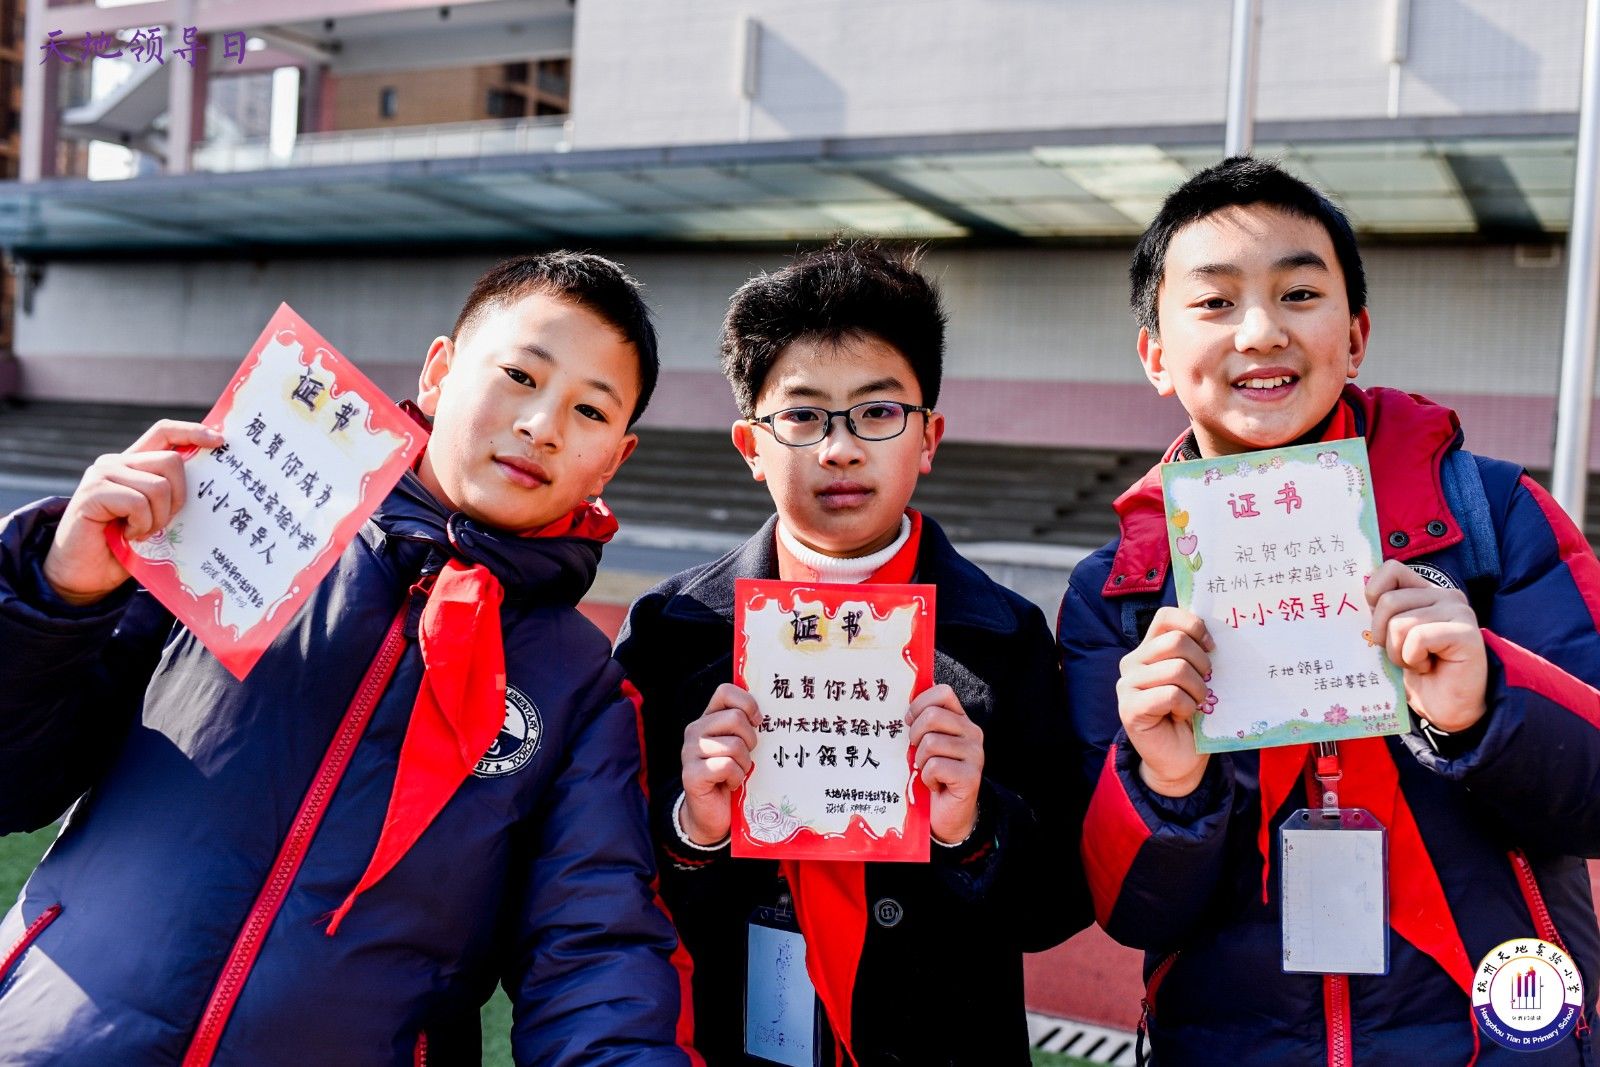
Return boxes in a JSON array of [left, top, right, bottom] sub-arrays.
[[1438, 448, 1501, 609]]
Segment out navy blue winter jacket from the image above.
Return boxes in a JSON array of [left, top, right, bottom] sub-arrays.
[[0, 473, 692, 1066], [619, 514, 1089, 1066], [1059, 387, 1600, 1065]]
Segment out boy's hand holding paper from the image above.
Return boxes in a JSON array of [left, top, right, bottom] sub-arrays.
[[44, 420, 225, 607], [1365, 559, 1487, 732], [680, 682, 764, 846], [1116, 605, 1214, 797], [57, 304, 425, 679], [906, 683, 984, 844]]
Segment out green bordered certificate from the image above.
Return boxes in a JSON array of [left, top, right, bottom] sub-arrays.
[[1160, 438, 1409, 753]]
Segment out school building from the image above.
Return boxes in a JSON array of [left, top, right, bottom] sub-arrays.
[[2, 0, 1599, 1055]]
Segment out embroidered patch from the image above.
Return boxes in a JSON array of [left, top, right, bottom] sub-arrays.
[[474, 686, 542, 778], [1407, 562, 1458, 590]]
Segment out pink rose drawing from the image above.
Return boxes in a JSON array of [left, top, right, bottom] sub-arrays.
[[1323, 704, 1350, 725], [1201, 689, 1218, 715], [1176, 534, 1199, 556], [746, 799, 805, 843]]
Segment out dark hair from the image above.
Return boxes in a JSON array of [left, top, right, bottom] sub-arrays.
[[452, 251, 659, 426], [720, 239, 946, 416], [1130, 156, 1367, 336]]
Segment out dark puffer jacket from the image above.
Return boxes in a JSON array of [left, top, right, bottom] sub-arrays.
[[1060, 386, 1600, 1065], [0, 473, 692, 1067]]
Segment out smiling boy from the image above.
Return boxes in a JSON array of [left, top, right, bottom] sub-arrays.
[[617, 240, 1087, 1066], [1060, 157, 1600, 1063], [0, 253, 694, 1065]]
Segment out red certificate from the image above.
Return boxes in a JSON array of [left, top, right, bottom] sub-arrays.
[[732, 578, 935, 862], [109, 304, 426, 679]]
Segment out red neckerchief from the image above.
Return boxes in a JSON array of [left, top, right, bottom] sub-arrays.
[[773, 510, 923, 1067], [326, 494, 619, 934]]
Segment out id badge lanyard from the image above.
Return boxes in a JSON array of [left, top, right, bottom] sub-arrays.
[[1280, 741, 1390, 975]]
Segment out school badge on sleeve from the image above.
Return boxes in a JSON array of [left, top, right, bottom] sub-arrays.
[[1472, 938, 1584, 1052]]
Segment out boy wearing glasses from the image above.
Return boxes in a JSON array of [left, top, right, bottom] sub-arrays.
[[616, 240, 1088, 1066]]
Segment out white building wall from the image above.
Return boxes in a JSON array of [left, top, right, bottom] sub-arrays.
[[12, 242, 1577, 467], [568, 0, 1585, 151]]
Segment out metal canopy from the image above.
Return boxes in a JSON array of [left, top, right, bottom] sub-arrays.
[[0, 115, 1580, 255]]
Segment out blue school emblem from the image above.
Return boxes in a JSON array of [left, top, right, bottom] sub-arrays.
[[474, 686, 542, 778], [1472, 938, 1583, 1052]]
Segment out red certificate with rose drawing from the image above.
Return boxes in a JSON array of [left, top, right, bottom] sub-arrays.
[[108, 304, 426, 680], [731, 579, 935, 861]]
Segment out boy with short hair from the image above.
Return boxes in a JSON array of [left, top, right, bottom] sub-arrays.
[[1060, 157, 1600, 1063], [618, 240, 1087, 1066], [0, 253, 694, 1065]]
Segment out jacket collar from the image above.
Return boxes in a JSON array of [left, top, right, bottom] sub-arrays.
[[664, 512, 1022, 634], [364, 470, 606, 606], [1104, 385, 1465, 598]]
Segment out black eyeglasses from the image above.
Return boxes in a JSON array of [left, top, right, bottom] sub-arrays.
[[748, 400, 932, 447]]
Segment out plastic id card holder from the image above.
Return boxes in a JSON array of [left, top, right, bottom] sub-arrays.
[[746, 905, 824, 1067], [1280, 808, 1389, 975]]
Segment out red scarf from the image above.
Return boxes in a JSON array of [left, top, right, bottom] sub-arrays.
[[773, 511, 923, 1066], [326, 499, 618, 934], [1250, 405, 1474, 994]]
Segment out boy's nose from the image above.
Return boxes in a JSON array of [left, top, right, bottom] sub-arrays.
[[1234, 304, 1289, 353], [515, 406, 562, 450], [816, 417, 866, 466]]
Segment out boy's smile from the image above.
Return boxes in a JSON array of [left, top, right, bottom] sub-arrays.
[[414, 291, 640, 531], [733, 334, 944, 558], [1139, 203, 1370, 457]]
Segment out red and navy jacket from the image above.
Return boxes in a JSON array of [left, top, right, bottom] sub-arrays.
[[617, 514, 1090, 1066], [0, 472, 694, 1066], [1058, 386, 1600, 1065]]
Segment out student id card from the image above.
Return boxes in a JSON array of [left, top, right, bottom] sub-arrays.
[[1280, 807, 1389, 975], [746, 904, 822, 1066]]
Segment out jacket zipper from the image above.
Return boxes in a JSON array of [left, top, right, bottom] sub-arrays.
[[1510, 849, 1590, 1038], [414, 1031, 428, 1067], [1135, 951, 1179, 1066], [0, 902, 61, 989], [1324, 974, 1353, 1067], [180, 589, 419, 1067]]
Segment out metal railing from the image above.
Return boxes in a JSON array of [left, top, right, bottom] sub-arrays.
[[192, 114, 572, 173]]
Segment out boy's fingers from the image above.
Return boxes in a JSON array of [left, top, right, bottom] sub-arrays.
[[1368, 586, 1444, 639], [906, 684, 963, 726], [920, 755, 964, 790], [913, 732, 978, 769], [687, 708, 759, 752], [907, 703, 980, 745], [1126, 629, 1212, 680], [1364, 560, 1429, 603], [689, 734, 755, 773], [1128, 657, 1209, 706], [127, 420, 225, 455], [1146, 606, 1215, 652], [706, 683, 763, 729], [92, 482, 157, 540], [698, 756, 747, 791]]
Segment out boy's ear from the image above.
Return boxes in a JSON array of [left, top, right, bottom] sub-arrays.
[[416, 336, 454, 415], [587, 432, 639, 498], [1346, 308, 1372, 378], [731, 419, 766, 483], [1137, 327, 1177, 397], [919, 410, 946, 475]]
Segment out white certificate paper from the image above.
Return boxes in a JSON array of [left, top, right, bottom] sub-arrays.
[[1161, 438, 1409, 752]]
